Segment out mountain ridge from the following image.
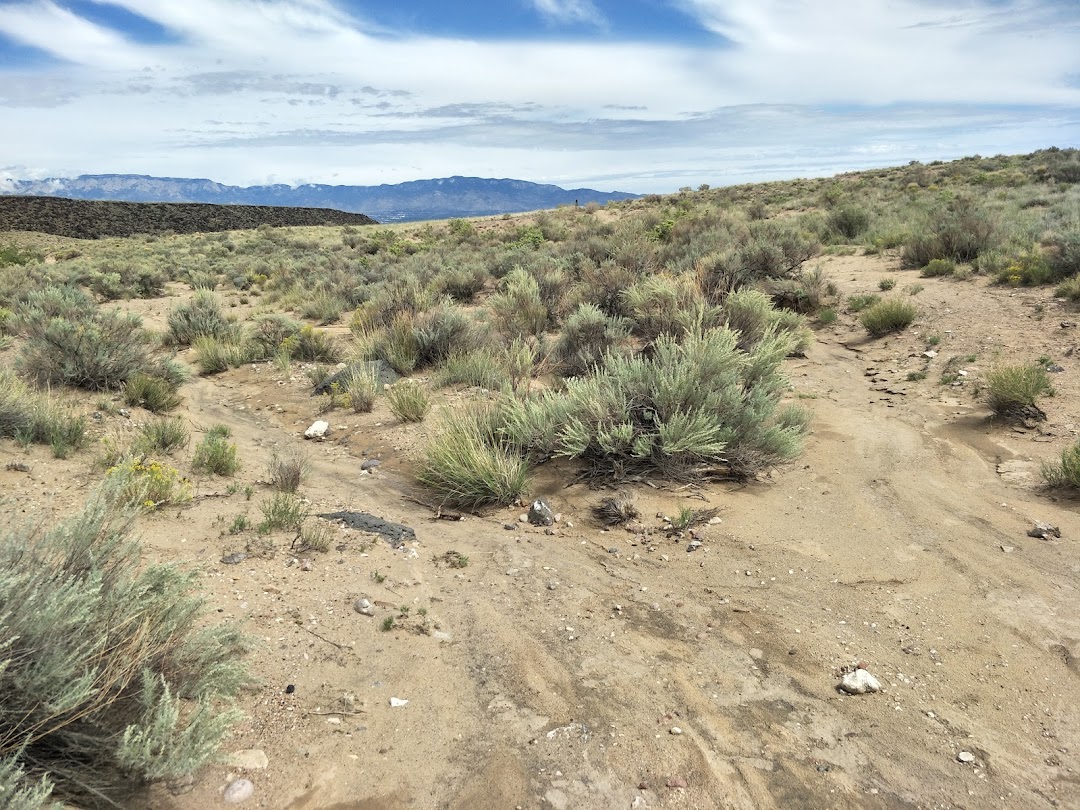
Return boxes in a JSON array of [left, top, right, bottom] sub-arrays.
[[0, 173, 641, 222]]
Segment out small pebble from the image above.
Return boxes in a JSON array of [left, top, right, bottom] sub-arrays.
[[669, 727, 683, 735], [958, 751, 976, 763], [666, 776, 687, 789]]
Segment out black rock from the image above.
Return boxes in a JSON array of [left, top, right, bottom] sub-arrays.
[[527, 499, 555, 527]]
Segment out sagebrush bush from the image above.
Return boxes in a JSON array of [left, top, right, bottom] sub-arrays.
[[827, 204, 871, 239], [623, 273, 720, 342], [416, 407, 532, 507], [386, 380, 431, 422], [901, 198, 997, 267], [489, 267, 549, 339], [166, 290, 232, 345], [0, 478, 248, 807], [984, 364, 1053, 420], [723, 288, 811, 353], [860, 298, 917, 335], [193, 335, 253, 374], [920, 258, 956, 278], [19, 297, 154, 391], [553, 303, 633, 377]]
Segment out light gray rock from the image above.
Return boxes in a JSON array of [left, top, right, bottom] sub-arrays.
[[528, 499, 555, 526], [353, 597, 374, 616], [304, 420, 329, 439], [223, 778, 254, 804], [839, 669, 882, 695]]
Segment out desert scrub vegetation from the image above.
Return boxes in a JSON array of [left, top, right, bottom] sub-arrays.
[[16, 286, 187, 392], [0, 477, 248, 807], [133, 417, 189, 455], [192, 425, 240, 476], [418, 326, 810, 505], [166, 289, 233, 345], [416, 406, 533, 507], [386, 379, 431, 422], [1041, 440, 1080, 489], [0, 368, 88, 457], [983, 363, 1053, 421], [268, 448, 308, 492], [860, 298, 918, 336]]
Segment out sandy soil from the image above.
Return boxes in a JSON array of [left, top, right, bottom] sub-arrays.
[[4, 252, 1080, 810]]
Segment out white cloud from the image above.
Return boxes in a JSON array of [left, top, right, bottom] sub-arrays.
[[0, 0, 1076, 192]]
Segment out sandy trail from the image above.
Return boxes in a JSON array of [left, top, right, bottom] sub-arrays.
[[5, 253, 1075, 810]]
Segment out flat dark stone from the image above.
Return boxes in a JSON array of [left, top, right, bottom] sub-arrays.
[[317, 511, 416, 547]]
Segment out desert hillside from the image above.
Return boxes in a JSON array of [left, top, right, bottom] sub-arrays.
[[1, 148, 1080, 810]]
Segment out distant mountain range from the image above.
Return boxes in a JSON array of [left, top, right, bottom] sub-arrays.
[[0, 174, 640, 223]]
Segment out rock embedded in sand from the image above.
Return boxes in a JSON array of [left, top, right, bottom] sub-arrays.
[[839, 669, 882, 695], [353, 597, 374, 616], [223, 778, 254, 804], [528, 499, 555, 526], [957, 751, 976, 763], [227, 749, 268, 770], [304, 420, 329, 439]]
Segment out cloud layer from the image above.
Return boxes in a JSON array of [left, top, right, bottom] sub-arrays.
[[0, 0, 1077, 191]]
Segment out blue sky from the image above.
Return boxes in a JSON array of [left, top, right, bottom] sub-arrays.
[[0, 0, 1078, 193]]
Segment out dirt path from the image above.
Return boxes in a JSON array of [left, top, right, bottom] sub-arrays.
[[33, 254, 1074, 810]]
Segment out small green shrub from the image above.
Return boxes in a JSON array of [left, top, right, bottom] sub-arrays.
[[300, 291, 345, 325], [723, 288, 810, 353], [107, 456, 192, 509], [192, 430, 240, 476], [124, 372, 183, 413], [901, 198, 997, 267], [193, 336, 253, 375], [293, 520, 333, 553], [1042, 440, 1080, 489], [258, 492, 306, 533], [489, 267, 549, 339], [878, 278, 896, 291], [435, 348, 508, 391], [166, 290, 232, 346], [846, 294, 880, 313], [827, 205, 871, 239], [994, 250, 1053, 287], [860, 298, 917, 336], [0, 478, 248, 807], [134, 417, 189, 455], [817, 308, 837, 325], [0, 369, 88, 457], [386, 380, 431, 422], [1055, 275, 1080, 301], [983, 364, 1053, 420], [417, 407, 532, 507], [921, 258, 956, 278]]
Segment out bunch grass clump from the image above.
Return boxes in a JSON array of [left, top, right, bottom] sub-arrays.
[[860, 298, 917, 336], [984, 363, 1053, 420], [1041, 440, 1080, 489], [268, 448, 307, 492], [0, 478, 249, 808], [416, 407, 532, 507], [0, 368, 88, 457], [343, 364, 380, 412], [123, 372, 183, 413], [258, 492, 306, 533], [133, 417, 189, 455], [386, 380, 431, 422]]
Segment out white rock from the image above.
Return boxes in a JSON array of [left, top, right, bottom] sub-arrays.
[[390, 697, 409, 707], [839, 669, 882, 695], [227, 749, 268, 770], [223, 778, 254, 804], [304, 420, 329, 439], [353, 598, 374, 616], [669, 726, 683, 735], [957, 751, 976, 763]]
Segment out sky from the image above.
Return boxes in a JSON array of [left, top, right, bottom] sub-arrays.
[[0, 0, 1078, 193]]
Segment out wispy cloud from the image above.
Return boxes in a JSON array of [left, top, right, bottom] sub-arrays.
[[529, 0, 605, 26]]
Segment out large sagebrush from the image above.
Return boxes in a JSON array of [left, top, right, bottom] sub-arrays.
[[0, 476, 249, 808]]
